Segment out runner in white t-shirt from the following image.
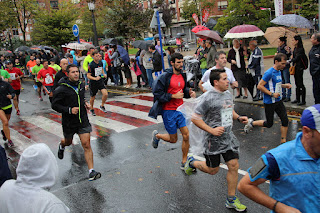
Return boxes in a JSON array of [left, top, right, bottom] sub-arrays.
[[199, 51, 238, 92]]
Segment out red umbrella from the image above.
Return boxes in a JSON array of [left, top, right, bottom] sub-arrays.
[[195, 30, 224, 44], [192, 25, 210, 33], [224, 24, 264, 39]]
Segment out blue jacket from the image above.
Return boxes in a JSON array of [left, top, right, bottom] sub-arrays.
[[148, 68, 190, 119], [248, 47, 264, 76]]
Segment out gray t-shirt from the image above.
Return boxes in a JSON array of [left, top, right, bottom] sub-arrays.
[[194, 88, 239, 155]]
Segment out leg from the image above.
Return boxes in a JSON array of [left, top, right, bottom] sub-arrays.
[[179, 126, 190, 164], [146, 69, 154, 88], [274, 101, 289, 143], [192, 161, 219, 175], [243, 87, 248, 97], [79, 133, 94, 170], [156, 132, 178, 143], [117, 67, 123, 85], [312, 75, 320, 104], [13, 95, 19, 111], [100, 89, 108, 107], [226, 159, 239, 197], [60, 137, 73, 148], [0, 110, 10, 141], [90, 96, 95, 110]]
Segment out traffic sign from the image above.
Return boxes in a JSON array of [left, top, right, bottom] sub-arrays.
[[72, 24, 79, 37]]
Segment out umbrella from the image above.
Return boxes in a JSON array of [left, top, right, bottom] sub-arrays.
[[195, 30, 224, 44], [176, 33, 186, 38], [66, 42, 87, 50], [132, 40, 143, 48], [264, 27, 297, 47], [271, 14, 313, 29], [83, 43, 95, 50], [30, 46, 41, 50], [206, 18, 217, 29], [224, 25, 264, 39], [0, 51, 13, 57], [102, 38, 117, 45], [117, 45, 130, 65], [192, 25, 210, 33], [137, 40, 153, 50], [15, 46, 31, 52]]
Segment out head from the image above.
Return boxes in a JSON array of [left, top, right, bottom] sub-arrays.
[[301, 104, 320, 158], [210, 69, 229, 92], [5, 60, 13, 69], [92, 50, 100, 62], [49, 58, 55, 65], [111, 44, 117, 51], [42, 60, 48, 69], [82, 50, 88, 57], [30, 55, 35, 61], [66, 54, 73, 61], [130, 58, 136, 65], [166, 47, 175, 55], [274, 53, 287, 70], [0, 55, 4, 61], [170, 53, 184, 72], [214, 51, 227, 69], [232, 39, 240, 48], [15, 58, 19, 64], [89, 47, 95, 55], [293, 35, 303, 48], [35, 58, 41, 66], [310, 33, 320, 46], [60, 58, 68, 72], [205, 39, 213, 48], [148, 45, 156, 53], [278, 36, 287, 46], [249, 40, 258, 51], [16, 143, 58, 189], [66, 64, 79, 82]]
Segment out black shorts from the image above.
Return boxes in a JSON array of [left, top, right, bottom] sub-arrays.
[[63, 124, 92, 139], [122, 66, 132, 79], [0, 106, 12, 115], [36, 82, 42, 88], [90, 80, 106, 97], [264, 101, 289, 127], [204, 150, 239, 168], [14, 90, 20, 96]]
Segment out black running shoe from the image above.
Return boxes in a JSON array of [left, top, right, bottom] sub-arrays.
[[89, 170, 101, 181], [1, 130, 7, 141], [90, 109, 96, 116], [58, 144, 64, 159]]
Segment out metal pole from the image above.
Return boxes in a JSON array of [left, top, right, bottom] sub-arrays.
[[318, 0, 320, 32], [91, 10, 98, 46], [156, 10, 165, 73]]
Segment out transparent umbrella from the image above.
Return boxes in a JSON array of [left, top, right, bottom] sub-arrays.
[[271, 14, 313, 29]]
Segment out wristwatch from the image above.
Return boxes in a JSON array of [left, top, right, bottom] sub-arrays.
[[270, 93, 274, 97]]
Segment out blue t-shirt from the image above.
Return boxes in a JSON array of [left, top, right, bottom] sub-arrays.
[[102, 60, 107, 75], [262, 67, 282, 104]]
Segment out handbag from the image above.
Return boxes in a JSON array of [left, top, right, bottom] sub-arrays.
[[289, 66, 295, 75]]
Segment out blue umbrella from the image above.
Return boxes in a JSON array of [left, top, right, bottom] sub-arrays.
[[271, 14, 313, 29], [117, 45, 130, 65]]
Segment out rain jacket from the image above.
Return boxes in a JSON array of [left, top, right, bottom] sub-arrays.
[[52, 77, 90, 129], [248, 46, 264, 76], [148, 68, 190, 119], [309, 44, 320, 76], [0, 143, 70, 213], [0, 78, 15, 108]]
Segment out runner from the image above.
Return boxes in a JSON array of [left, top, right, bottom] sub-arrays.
[[26, 55, 36, 77], [53, 58, 68, 91], [52, 64, 101, 181], [83, 48, 94, 90], [184, 69, 248, 212], [5, 60, 24, 115], [149, 53, 196, 170], [0, 68, 11, 82], [31, 59, 44, 100], [87, 50, 108, 116], [244, 53, 292, 144], [37, 60, 57, 103], [49, 58, 61, 72], [0, 76, 15, 148]]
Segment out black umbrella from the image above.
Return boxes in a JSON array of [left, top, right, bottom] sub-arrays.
[[102, 38, 117, 45], [15, 46, 31, 52], [0, 51, 13, 57], [206, 18, 217, 30], [138, 40, 153, 50], [132, 40, 144, 49]]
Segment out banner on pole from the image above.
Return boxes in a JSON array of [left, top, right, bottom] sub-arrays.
[[274, 0, 283, 17], [192, 13, 199, 26], [202, 8, 210, 23]]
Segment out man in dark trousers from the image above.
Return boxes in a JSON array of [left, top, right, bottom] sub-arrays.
[[309, 33, 320, 104], [52, 64, 101, 181], [149, 45, 162, 76]]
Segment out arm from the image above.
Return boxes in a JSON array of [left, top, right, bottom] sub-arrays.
[[291, 48, 304, 64], [52, 88, 71, 114], [191, 114, 225, 136], [257, 79, 280, 98], [37, 71, 44, 83], [199, 80, 206, 93], [6, 83, 15, 99], [87, 72, 100, 81]]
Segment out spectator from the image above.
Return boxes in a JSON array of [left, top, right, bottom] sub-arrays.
[[148, 45, 162, 77], [166, 47, 175, 68], [205, 39, 217, 70], [141, 48, 153, 89], [309, 33, 320, 104]]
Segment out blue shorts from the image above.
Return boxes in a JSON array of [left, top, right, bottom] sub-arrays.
[[162, 110, 186, 134]]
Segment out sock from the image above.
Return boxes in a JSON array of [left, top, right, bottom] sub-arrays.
[[228, 195, 235, 202], [89, 169, 94, 174]]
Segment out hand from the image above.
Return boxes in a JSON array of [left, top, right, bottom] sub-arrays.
[[231, 81, 238, 89], [231, 60, 237, 65], [71, 107, 79, 114], [284, 83, 292, 89], [238, 116, 248, 124], [103, 74, 107, 78], [273, 93, 280, 98], [210, 126, 225, 136], [172, 89, 184, 99], [204, 54, 207, 58], [189, 88, 196, 98], [96, 76, 101, 81], [6, 94, 12, 99], [39, 79, 44, 83]]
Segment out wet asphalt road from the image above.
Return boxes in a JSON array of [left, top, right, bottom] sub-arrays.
[[3, 81, 302, 213]]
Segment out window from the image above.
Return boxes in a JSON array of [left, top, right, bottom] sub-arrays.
[[71, 0, 80, 3], [12, 29, 19, 36], [50, 0, 59, 9], [218, 0, 228, 11]]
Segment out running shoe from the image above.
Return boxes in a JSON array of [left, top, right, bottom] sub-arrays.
[[57, 144, 64, 159], [43, 89, 46, 96], [33, 85, 38, 90], [90, 109, 96, 116], [151, 130, 160, 149], [244, 118, 253, 134], [16, 110, 20, 115], [225, 196, 247, 212], [7, 140, 14, 148], [184, 154, 196, 175], [1, 130, 7, 141], [39, 97, 43, 101], [100, 105, 107, 113], [89, 170, 101, 181]]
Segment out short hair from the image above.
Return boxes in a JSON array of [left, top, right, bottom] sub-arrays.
[[66, 64, 78, 73], [89, 47, 95, 51], [214, 51, 226, 61], [249, 40, 257, 47], [274, 53, 287, 63], [42, 59, 48, 64], [232, 39, 239, 45], [130, 58, 136, 63], [149, 45, 155, 50], [279, 36, 287, 45], [313, 33, 320, 42], [82, 50, 88, 56], [92, 50, 99, 56], [210, 69, 226, 86], [170, 52, 183, 63]]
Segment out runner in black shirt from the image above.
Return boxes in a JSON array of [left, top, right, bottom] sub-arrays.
[[87, 50, 108, 116]]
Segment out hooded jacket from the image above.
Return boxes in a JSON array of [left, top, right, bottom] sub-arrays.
[[0, 79, 15, 108], [52, 77, 90, 129], [309, 44, 320, 76], [0, 143, 70, 213]]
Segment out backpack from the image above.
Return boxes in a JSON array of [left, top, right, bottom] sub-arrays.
[[115, 51, 123, 67], [301, 53, 308, 70]]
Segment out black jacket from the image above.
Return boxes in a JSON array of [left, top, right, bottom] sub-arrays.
[[292, 47, 306, 71], [53, 71, 67, 91], [309, 44, 320, 76], [227, 47, 246, 71], [152, 50, 162, 72], [0, 79, 15, 108], [277, 44, 291, 69], [52, 77, 90, 128]]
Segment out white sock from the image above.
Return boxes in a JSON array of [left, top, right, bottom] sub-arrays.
[[89, 169, 94, 174]]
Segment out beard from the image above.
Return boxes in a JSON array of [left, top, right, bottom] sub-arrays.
[[174, 66, 182, 72]]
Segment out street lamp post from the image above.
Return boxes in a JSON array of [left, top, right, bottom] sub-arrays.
[[88, 0, 98, 46]]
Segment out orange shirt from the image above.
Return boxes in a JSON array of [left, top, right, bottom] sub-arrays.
[[26, 60, 37, 72]]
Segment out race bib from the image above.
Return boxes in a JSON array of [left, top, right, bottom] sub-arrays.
[[275, 82, 282, 94], [9, 73, 16, 80], [221, 108, 233, 127], [95, 67, 102, 76], [45, 74, 53, 84]]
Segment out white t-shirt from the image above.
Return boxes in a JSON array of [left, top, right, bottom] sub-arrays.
[[201, 66, 236, 91]]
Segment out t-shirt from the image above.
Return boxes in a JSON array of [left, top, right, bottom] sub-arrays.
[[0, 69, 10, 80], [83, 55, 93, 72], [88, 60, 104, 83], [49, 64, 61, 72], [26, 60, 37, 73], [163, 74, 185, 110], [32, 65, 44, 82], [201, 66, 236, 85], [262, 67, 282, 104], [37, 67, 56, 86], [6, 67, 23, 90]]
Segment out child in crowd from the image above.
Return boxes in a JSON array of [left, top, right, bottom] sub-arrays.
[[130, 58, 146, 88]]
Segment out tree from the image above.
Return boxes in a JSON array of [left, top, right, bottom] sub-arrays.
[[181, 0, 215, 25], [296, 0, 318, 20], [215, 0, 272, 34], [155, 0, 175, 30], [0, 0, 18, 50], [104, 0, 153, 39], [31, 3, 78, 48]]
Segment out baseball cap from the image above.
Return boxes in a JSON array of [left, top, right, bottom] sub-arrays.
[[301, 104, 320, 133], [5, 60, 12, 65]]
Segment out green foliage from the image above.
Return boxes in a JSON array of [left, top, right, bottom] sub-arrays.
[[156, 0, 175, 28], [0, 0, 17, 32], [296, 0, 318, 20], [181, 0, 215, 25], [31, 3, 78, 48]]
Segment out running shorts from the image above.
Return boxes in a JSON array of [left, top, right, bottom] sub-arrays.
[[14, 90, 20, 96], [89, 80, 106, 97], [63, 124, 92, 139], [204, 150, 239, 168], [0, 105, 12, 115], [162, 110, 186, 134]]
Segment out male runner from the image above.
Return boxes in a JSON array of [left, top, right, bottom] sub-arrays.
[[52, 64, 101, 181], [0, 68, 11, 82], [5, 60, 23, 115], [26, 55, 36, 77], [87, 51, 108, 116], [0, 77, 15, 148], [49, 58, 61, 72], [149, 53, 196, 169], [31, 59, 44, 100], [53, 58, 68, 91], [244, 53, 292, 144], [185, 69, 248, 212], [37, 60, 56, 102]]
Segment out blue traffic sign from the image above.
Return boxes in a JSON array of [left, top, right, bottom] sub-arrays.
[[72, 24, 79, 37]]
